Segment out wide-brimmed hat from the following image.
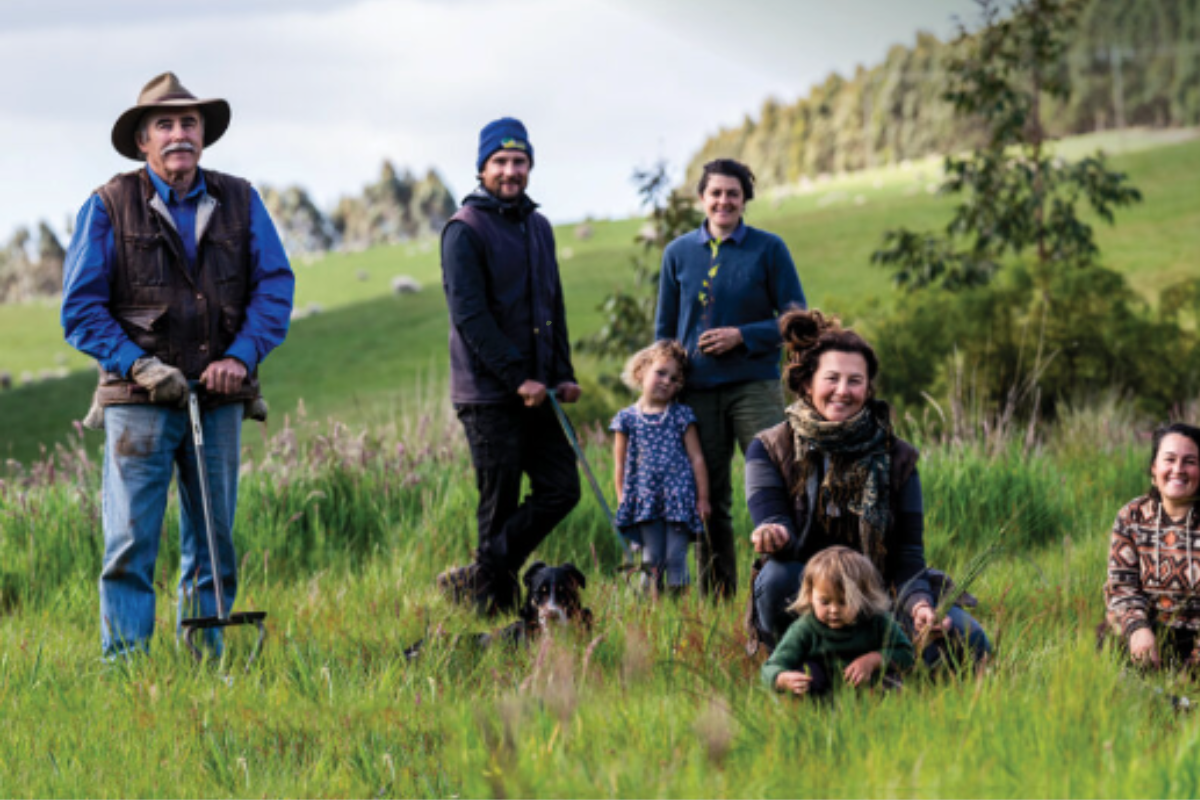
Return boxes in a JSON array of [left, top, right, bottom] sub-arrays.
[[111, 72, 231, 161]]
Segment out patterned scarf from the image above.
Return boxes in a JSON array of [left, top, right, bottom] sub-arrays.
[[786, 397, 894, 571]]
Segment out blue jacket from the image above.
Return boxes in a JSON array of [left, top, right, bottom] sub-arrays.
[[655, 221, 805, 390], [61, 167, 294, 379]]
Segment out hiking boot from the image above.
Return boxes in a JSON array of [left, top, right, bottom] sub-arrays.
[[438, 562, 519, 618], [436, 564, 483, 605]]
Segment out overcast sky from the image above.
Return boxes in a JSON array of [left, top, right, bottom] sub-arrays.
[[0, 0, 974, 240]]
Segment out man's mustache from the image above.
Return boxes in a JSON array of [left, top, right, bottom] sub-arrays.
[[162, 142, 196, 156]]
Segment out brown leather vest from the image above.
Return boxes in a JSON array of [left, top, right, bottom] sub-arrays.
[[756, 419, 920, 542], [94, 168, 258, 406]]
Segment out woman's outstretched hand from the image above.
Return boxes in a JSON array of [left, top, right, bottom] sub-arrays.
[[911, 602, 952, 636], [1129, 628, 1160, 667], [751, 523, 790, 554]]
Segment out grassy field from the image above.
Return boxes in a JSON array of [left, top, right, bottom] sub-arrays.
[[1, 120, 1199, 791], [1, 128, 1197, 466], [1, 390, 1198, 797]]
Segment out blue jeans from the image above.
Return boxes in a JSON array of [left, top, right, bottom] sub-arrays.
[[754, 558, 993, 664], [100, 402, 243, 657], [627, 519, 692, 589]]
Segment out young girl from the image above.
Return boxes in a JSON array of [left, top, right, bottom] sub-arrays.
[[611, 340, 710, 593], [762, 547, 915, 697]]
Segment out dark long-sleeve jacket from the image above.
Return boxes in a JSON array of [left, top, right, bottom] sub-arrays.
[[440, 188, 574, 404], [746, 420, 935, 613]]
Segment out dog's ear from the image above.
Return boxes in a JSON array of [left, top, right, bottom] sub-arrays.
[[523, 561, 548, 590], [562, 562, 586, 590]]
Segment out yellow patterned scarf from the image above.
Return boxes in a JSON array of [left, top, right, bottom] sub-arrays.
[[786, 397, 894, 570]]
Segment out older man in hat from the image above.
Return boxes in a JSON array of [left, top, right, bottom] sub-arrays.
[[437, 117, 582, 615], [61, 72, 294, 657]]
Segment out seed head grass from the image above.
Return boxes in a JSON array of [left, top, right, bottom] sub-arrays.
[[0, 386, 1192, 797]]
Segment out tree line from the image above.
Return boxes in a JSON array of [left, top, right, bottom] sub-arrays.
[[0, 161, 457, 304], [685, 0, 1200, 192]]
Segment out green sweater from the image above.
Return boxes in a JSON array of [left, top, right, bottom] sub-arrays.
[[761, 613, 916, 691]]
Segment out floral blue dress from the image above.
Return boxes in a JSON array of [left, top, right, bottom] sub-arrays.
[[610, 402, 704, 538]]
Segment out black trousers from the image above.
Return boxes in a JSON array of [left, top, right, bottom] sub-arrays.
[[456, 402, 581, 580]]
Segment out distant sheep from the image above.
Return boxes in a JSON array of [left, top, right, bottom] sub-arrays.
[[637, 223, 659, 246], [289, 302, 325, 322], [392, 276, 422, 295], [356, 270, 370, 282]]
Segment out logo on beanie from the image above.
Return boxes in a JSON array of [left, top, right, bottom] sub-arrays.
[[500, 138, 528, 151]]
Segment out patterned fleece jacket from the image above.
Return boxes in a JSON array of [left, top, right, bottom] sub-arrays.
[[1107, 495, 1200, 640]]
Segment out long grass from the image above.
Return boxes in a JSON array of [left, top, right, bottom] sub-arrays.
[[0, 382, 1194, 797], [0, 128, 1196, 796]]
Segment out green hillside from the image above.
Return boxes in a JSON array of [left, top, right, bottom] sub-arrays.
[[1, 129, 1197, 466], [687, 0, 1200, 191]]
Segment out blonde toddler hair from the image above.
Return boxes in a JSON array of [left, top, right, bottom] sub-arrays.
[[787, 546, 891, 621], [621, 340, 689, 393]]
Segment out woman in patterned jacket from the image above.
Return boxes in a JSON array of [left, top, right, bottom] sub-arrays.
[[1106, 422, 1200, 667]]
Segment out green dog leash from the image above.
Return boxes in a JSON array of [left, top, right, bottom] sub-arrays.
[[546, 389, 633, 560]]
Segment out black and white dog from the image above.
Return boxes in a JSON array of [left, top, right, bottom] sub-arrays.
[[405, 561, 592, 659]]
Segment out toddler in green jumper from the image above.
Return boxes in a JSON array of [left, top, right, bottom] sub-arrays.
[[762, 546, 915, 697]]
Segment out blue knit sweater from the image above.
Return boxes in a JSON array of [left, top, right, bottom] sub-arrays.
[[654, 221, 805, 390]]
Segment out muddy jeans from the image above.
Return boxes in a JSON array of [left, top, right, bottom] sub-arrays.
[[100, 402, 243, 657], [684, 380, 785, 599]]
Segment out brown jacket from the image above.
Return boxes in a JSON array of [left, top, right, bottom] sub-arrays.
[[753, 419, 931, 606], [94, 168, 259, 407], [756, 420, 920, 535]]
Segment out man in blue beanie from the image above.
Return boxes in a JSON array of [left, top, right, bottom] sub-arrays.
[[437, 117, 582, 615]]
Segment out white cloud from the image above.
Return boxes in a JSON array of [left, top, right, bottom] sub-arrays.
[[0, 0, 972, 239]]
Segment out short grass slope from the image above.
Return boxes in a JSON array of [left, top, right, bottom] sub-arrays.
[[1, 129, 1197, 465]]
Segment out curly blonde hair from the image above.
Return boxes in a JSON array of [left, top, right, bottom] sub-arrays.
[[621, 340, 689, 393], [787, 546, 891, 621]]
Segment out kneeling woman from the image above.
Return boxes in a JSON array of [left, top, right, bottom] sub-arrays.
[[746, 309, 991, 665], [1106, 423, 1200, 668]]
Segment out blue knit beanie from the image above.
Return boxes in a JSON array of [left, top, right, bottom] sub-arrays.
[[477, 117, 534, 173]]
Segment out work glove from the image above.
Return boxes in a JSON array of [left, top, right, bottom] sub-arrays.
[[131, 356, 187, 406], [245, 395, 269, 422], [82, 393, 105, 431]]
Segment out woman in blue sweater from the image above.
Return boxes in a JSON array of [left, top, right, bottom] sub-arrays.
[[655, 159, 806, 600]]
